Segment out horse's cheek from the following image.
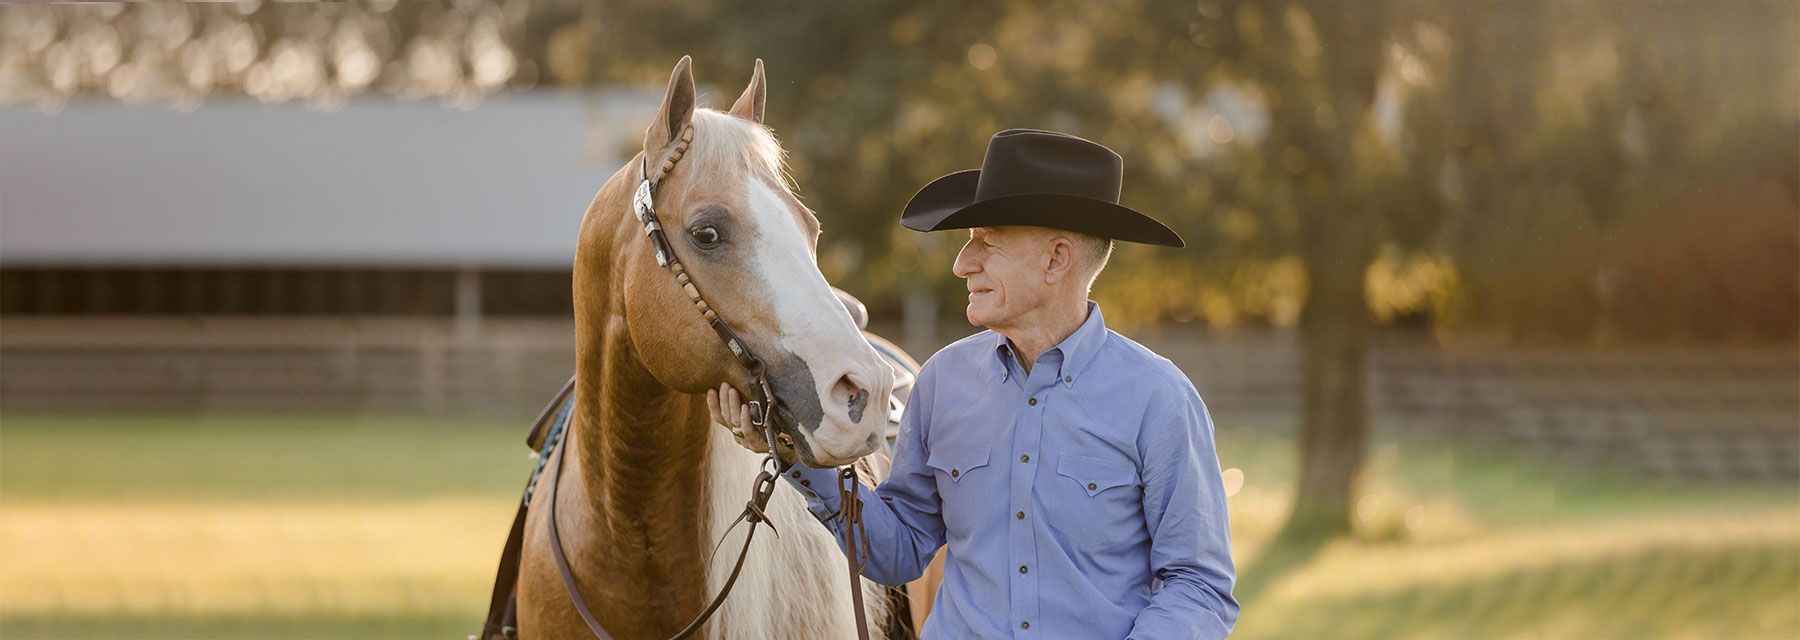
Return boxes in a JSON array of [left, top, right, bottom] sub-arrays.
[[623, 270, 723, 393]]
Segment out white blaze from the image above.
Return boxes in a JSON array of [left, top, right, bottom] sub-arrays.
[[741, 177, 885, 461]]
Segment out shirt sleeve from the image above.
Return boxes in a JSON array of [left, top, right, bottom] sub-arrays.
[[1127, 384, 1239, 640], [779, 363, 947, 586]]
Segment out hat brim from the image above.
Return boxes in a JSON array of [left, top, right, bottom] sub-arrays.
[[899, 170, 1185, 248]]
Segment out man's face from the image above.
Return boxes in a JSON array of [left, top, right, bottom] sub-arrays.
[[952, 226, 1050, 329]]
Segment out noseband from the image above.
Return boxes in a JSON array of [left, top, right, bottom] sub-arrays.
[[536, 125, 873, 640]]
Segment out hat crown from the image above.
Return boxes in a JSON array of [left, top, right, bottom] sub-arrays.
[[973, 129, 1123, 204]]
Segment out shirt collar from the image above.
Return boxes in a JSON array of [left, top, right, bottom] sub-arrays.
[[992, 300, 1108, 387]]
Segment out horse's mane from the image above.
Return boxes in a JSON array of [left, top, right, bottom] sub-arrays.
[[675, 109, 795, 200]]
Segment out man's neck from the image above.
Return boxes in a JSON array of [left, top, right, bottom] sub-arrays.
[[993, 296, 1089, 375]]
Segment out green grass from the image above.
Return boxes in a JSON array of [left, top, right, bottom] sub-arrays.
[[0, 414, 529, 640], [0, 612, 470, 640], [1210, 413, 1800, 640], [0, 414, 531, 503], [0, 412, 1795, 639]]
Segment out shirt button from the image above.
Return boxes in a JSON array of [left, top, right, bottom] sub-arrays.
[[1088, 482, 1098, 491], [950, 469, 959, 478], [800, 479, 809, 487], [1028, 397, 1037, 406], [1065, 376, 1072, 382], [1016, 511, 1025, 519], [1019, 454, 1029, 463], [1020, 621, 1030, 630], [791, 470, 801, 478], [1019, 565, 1028, 574]]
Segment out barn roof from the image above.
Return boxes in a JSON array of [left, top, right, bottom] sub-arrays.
[[0, 90, 660, 267]]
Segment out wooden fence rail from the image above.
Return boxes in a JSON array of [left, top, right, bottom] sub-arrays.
[[3, 318, 1793, 478]]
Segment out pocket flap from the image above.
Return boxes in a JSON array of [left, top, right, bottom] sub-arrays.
[[1056, 454, 1137, 496], [926, 445, 991, 483]]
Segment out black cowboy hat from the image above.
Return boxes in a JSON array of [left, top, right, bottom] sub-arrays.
[[899, 129, 1184, 247]]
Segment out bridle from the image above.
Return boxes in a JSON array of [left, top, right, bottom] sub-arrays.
[[630, 126, 783, 455], [542, 124, 874, 640]]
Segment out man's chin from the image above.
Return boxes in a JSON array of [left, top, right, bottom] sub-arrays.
[[965, 305, 991, 327]]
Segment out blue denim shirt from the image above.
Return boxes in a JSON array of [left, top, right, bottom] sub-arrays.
[[783, 302, 1237, 639]]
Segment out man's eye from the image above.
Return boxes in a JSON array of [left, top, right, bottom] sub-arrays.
[[691, 225, 722, 247]]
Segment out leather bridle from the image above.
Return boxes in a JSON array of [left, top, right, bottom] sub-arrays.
[[541, 125, 874, 640], [633, 126, 783, 453]]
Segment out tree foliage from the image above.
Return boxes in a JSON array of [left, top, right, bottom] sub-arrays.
[[3, 0, 1792, 538]]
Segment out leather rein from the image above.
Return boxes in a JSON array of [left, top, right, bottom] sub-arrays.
[[542, 125, 873, 640]]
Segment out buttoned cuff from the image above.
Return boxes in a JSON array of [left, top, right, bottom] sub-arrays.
[[778, 463, 845, 523]]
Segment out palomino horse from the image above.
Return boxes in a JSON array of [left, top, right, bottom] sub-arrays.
[[515, 57, 904, 639]]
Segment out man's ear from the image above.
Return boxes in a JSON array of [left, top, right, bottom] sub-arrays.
[[1044, 236, 1077, 285]]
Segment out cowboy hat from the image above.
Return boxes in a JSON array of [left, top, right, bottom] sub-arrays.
[[899, 129, 1184, 247]]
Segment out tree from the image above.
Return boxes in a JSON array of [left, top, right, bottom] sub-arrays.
[[11, 0, 1791, 544]]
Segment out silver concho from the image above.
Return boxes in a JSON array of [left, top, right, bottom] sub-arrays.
[[632, 180, 654, 221]]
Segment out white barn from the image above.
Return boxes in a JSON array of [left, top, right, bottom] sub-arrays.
[[0, 90, 659, 411]]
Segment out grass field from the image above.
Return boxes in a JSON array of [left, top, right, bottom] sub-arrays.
[[1, 412, 1795, 639]]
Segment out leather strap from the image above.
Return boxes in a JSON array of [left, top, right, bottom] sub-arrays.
[[632, 131, 779, 433], [525, 375, 577, 452], [476, 381, 576, 640], [840, 467, 873, 638], [545, 409, 796, 640], [476, 500, 528, 640], [545, 424, 615, 638]]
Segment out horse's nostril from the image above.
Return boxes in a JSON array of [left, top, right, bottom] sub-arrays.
[[837, 374, 870, 423]]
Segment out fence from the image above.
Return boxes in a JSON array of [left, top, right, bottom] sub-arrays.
[[0, 317, 575, 414], [2, 318, 1794, 478]]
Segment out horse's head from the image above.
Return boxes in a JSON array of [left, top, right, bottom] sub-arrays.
[[596, 57, 892, 468]]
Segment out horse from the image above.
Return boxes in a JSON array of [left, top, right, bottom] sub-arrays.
[[514, 56, 905, 639]]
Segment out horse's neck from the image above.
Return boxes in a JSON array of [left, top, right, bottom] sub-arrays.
[[571, 360, 709, 512], [565, 335, 873, 639], [561, 332, 716, 632]]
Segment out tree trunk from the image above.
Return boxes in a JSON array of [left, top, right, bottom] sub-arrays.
[[1282, 220, 1373, 541]]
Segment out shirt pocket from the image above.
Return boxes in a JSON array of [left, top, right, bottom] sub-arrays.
[[1045, 453, 1140, 551], [926, 445, 992, 537]]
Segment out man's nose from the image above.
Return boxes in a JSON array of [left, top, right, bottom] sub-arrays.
[[953, 246, 979, 278]]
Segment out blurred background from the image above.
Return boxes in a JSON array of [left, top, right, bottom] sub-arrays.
[[1, 1, 1795, 638]]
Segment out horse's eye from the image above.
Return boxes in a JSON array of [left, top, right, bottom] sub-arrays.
[[691, 225, 722, 248]]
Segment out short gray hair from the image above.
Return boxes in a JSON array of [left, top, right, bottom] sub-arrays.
[[1069, 232, 1114, 292]]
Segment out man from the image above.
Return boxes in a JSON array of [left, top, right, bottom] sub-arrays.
[[710, 129, 1237, 638]]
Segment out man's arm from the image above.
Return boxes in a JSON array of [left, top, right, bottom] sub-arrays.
[[780, 388, 945, 585], [715, 367, 948, 586], [1127, 384, 1239, 640]]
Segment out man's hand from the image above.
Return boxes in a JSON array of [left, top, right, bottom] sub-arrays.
[[706, 383, 799, 465]]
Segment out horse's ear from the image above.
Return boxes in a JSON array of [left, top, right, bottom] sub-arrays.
[[728, 58, 766, 125], [644, 56, 697, 154]]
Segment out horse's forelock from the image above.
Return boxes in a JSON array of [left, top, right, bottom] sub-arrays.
[[677, 109, 794, 199]]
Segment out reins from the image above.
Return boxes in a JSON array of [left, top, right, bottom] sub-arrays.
[[544, 404, 786, 640], [536, 124, 874, 640]]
